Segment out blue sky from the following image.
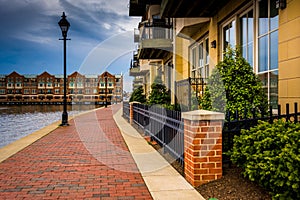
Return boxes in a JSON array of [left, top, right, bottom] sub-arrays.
[[0, 0, 140, 91]]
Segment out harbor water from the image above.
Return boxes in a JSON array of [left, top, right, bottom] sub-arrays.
[[0, 105, 101, 148]]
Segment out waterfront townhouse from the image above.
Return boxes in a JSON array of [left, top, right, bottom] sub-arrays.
[[83, 74, 99, 103], [0, 75, 6, 101], [37, 72, 55, 101], [98, 71, 123, 104], [68, 71, 85, 102], [129, 0, 300, 111], [5, 71, 25, 102], [23, 74, 38, 102], [0, 71, 123, 105]]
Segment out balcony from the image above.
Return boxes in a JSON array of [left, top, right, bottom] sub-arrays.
[[129, 66, 141, 76], [160, 0, 229, 17], [133, 77, 143, 84], [137, 19, 173, 59]]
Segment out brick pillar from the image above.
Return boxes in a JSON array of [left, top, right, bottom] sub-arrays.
[[182, 110, 224, 187], [129, 102, 134, 125], [129, 102, 140, 125]]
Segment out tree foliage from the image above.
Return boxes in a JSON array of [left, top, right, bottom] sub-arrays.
[[200, 48, 268, 117], [129, 86, 146, 103], [148, 76, 171, 105]]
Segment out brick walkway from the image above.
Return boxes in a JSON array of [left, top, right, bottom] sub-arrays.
[[0, 105, 153, 199]]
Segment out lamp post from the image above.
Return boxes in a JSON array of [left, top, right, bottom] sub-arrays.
[[104, 72, 108, 108], [58, 12, 70, 126]]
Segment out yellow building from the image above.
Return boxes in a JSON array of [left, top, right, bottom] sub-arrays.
[[129, 0, 299, 111]]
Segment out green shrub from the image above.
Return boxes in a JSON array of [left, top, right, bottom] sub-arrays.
[[200, 47, 268, 118], [148, 76, 171, 106], [129, 86, 146, 103], [230, 120, 300, 199]]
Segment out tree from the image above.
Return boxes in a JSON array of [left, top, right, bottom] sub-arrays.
[[148, 76, 171, 105], [129, 86, 146, 103], [200, 48, 268, 117]]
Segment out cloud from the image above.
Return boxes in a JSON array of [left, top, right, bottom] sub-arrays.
[[0, 0, 140, 79]]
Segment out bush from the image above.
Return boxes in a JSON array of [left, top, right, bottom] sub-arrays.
[[200, 48, 268, 118], [129, 86, 146, 103], [148, 76, 171, 106], [230, 120, 300, 199]]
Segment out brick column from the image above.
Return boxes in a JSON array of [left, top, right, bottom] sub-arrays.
[[182, 110, 224, 187], [129, 102, 134, 125], [129, 102, 140, 125]]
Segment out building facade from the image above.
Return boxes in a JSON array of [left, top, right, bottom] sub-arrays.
[[129, 0, 300, 111], [0, 71, 123, 105]]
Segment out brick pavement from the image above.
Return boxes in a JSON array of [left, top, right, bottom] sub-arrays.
[[0, 105, 153, 200]]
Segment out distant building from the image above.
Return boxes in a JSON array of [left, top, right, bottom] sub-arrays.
[[0, 71, 123, 105]]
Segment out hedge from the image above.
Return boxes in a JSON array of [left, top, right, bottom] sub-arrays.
[[230, 120, 300, 199]]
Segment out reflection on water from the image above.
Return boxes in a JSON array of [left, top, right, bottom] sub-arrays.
[[0, 105, 102, 148]]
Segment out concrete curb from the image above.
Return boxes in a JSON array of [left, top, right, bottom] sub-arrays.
[[113, 107, 205, 200]]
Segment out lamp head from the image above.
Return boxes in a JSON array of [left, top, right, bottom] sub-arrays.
[[58, 12, 70, 37]]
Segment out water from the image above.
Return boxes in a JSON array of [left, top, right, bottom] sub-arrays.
[[0, 105, 101, 148]]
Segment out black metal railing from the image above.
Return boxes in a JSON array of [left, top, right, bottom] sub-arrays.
[[123, 101, 130, 120], [223, 102, 300, 164], [132, 103, 184, 167], [139, 19, 173, 40], [175, 77, 207, 111]]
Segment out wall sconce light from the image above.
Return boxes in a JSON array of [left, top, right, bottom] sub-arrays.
[[276, 0, 286, 10], [211, 40, 216, 48]]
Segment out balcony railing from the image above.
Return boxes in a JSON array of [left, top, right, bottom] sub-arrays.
[[129, 66, 141, 76], [137, 19, 173, 59], [139, 19, 173, 40]]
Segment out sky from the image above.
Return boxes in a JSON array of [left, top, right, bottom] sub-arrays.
[[0, 0, 141, 92]]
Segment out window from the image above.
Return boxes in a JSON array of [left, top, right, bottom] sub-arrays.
[[32, 89, 36, 94], [190, 36, 209, 79], [223, 19, 236, 51], [199, 38, 210, 79], [240, 9, 254, 67], [257, 0, 278, 107], [219, 0, 278, 107], [0, 89, 5, 94], [191, 47, 197, 78], [55, 89, 60, 94]]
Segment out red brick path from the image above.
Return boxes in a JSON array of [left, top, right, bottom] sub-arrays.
[[0, 105, 153, 199]]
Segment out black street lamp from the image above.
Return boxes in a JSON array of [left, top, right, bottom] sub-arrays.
[[104, 72, 108, 108], [58, 12, 70, 126]]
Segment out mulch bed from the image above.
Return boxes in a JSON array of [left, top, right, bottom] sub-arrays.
[[132, 124, 272, 200], [196, 166, 271, 200], [149, 141, 271, 200]]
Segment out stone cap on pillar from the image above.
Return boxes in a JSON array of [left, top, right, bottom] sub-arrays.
[[182, 110, 225, 121], [129, 101, 141, 105]]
